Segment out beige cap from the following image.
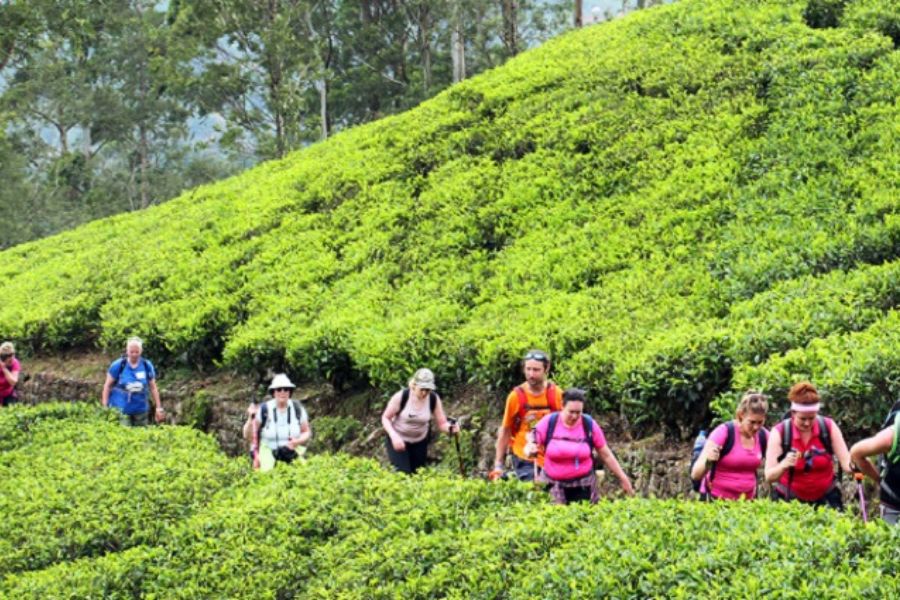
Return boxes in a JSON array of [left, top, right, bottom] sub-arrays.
[[412, 368, 436, 390]]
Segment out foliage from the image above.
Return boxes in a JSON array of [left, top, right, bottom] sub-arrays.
[[3, 405, 900, 598], [0, 404, 243, 578], [0, 0, 898, 436], [308, 414, 363, 453]]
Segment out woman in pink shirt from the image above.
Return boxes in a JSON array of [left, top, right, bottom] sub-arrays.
[[529, 388, 633, 504], [691, 392, 769, 500], [0, 341, 21, 407]]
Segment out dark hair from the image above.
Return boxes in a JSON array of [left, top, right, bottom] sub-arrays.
[[562, 387, 587, 404]]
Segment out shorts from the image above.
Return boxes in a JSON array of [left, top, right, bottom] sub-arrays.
[[119, 411, 149, 427]]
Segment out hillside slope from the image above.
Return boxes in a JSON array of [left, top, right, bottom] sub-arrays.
[[1, 0, 898, 435]]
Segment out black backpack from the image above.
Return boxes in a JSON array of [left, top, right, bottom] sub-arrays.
[[876, 402, 900, 506], [690, 423, 769, 492]]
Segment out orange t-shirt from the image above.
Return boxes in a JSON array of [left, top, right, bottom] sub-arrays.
[[501, 383, 560, 464]]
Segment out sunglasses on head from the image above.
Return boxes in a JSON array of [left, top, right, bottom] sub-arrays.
[[523, 351, 548, 362]]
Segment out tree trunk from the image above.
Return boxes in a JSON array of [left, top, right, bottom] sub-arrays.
[[450, 20, 466, 83], [575, 0, 583, 27], [139, 121, 149, 209], [318, 78, 328, 140], [501, 0, 518, 56], [418, 4, 432, 92]]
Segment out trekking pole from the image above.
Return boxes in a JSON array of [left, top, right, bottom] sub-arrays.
[[855, 471, 868, 523], [448, 417, 465, 477]]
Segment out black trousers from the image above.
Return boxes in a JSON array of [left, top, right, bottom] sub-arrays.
[[771, 484, 844, 511], [385, 435, 430, 474]]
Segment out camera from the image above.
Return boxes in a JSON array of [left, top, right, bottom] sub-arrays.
[[273, 446, 299, 463], [0, 354, 11, 362]]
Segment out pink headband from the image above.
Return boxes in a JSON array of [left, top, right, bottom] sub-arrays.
[[791, 402, 820, 413]]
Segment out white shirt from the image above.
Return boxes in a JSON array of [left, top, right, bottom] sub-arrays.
[[255, 399, 308, 450]]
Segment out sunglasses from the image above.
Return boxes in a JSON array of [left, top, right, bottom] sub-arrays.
[[523, 351, 549, 362], [273, 387, 292, 393]]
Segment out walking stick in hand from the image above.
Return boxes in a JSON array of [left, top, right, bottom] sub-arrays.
[[854, 471, 868, 523], [448, 417, 465, 477]]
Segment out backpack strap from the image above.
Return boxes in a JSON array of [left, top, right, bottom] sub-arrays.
[[113, 356, 128, 386], [546, 383, 560, 411], [545, 412, 559, 447], [514, 383, 559, 429], [399, 389, 435, 414], [582, 414, 596, 451], [758, 428, 769, 458], [779, 418, 792, 460], [817, 416, 833, 455], [514, 386, 528, 420], [113, 357, 152, 387], [709, 422, 736, 483]]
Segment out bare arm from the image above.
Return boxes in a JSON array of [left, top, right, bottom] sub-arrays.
[[690, 438, 722, 481], [432, 396, 457, 434], [0, 362, 18, 387], [494, 426, 512, 468], [242, 404, 258, 443], [850, 428, 893, 483], [101, 373, 114, 407], [295, 420, 311, 446], [598, 445, 634, 496], [765, 427, 799, 483], [149, 379, 164, 422], [828, 420, 852, 474], [381, 391, 406, 451]]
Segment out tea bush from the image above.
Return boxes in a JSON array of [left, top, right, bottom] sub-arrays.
[[0, 0, 898, 434], [3, 405, 900, 599], [0, 404, 243, 577]]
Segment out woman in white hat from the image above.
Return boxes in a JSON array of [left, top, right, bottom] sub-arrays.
[[381, 368, 459, 474], [244, 373, 311, 470]]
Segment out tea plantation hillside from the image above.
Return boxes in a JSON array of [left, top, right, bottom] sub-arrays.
[[2, 404, 900, 599], [1, 0, 898, 435]]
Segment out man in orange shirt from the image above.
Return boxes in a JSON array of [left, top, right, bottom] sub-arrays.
[[490, 349, 562, 482]]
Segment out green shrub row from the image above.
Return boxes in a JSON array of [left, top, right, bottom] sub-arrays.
[[3, 405, 900, 599], [0, 404, 244, 577]]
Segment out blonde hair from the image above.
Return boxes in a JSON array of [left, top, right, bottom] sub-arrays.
[[126, 337, 143, 351], [736, 391, 768, 417]]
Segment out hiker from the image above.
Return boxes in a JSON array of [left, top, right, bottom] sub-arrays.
[[691, 392, 769, 500], [246, 373, 311, 470], [764, 381, 852, 509], [528, 387, 633, 503], [100, 337, 164, 427], [490, 349, 561, 482], [849, 408, 900, 524], [381, 368, 459, 474], [0, 342, 21, 407]]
